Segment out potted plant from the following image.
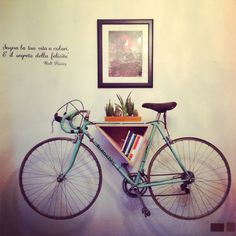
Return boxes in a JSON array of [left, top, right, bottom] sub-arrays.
[[104, 92, 141, 122]]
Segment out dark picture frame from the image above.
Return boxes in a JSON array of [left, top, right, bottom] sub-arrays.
[[97, 19, 153, 88]]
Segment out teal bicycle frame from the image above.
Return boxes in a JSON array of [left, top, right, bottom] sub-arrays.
[[59, 111, 191, 189]]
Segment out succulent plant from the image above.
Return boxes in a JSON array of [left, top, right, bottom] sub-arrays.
[[105, 100, 114, 116], [126, 97, 134, 116], [115, 94, 126, 116], [105, 91, 139, 117], [114, 105, 122, 116], [133, 109, 139, 116], [115, 91, 132, 116]]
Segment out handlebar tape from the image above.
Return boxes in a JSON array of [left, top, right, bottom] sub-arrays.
[[54, 113, 71, 123], [54, 113, 62, 122]]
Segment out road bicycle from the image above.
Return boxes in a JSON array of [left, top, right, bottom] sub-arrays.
[[19, 99, 231, 220]]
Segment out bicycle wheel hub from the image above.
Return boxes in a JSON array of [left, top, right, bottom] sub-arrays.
[[57, 174, 66, 183], [186, 171, 195, 183], [181, 171, 195, 183]]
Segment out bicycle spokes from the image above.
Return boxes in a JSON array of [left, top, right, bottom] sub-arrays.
[[148, 137, 231, 220], [19, 137, 102, 219]]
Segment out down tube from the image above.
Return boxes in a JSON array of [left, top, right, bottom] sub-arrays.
[[84, 130, 134, 184]]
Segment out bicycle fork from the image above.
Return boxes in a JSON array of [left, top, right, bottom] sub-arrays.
[[57, 135, 83, 182]]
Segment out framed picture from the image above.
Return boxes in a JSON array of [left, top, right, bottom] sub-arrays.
[[97, 19, 153, 88]]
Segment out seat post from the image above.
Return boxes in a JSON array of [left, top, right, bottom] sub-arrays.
[[163, 112, 167, 129], [162, 112, 172, 143], [156, 112, 161, 121]]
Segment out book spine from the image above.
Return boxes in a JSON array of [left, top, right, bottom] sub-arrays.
[[127, 135, 140, 160], [124, 133, 136, 156], [128, 135, 143, 161], [121, 130, 131, 152]]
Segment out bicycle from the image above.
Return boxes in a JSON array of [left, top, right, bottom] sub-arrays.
[[19, 99, 231, 220]]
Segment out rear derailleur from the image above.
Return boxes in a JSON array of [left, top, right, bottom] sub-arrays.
[[180, 171, 195, 194]]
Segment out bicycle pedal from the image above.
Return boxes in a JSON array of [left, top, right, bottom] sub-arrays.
[[185, 188, 190, 194], [142, 207, 151, 217]]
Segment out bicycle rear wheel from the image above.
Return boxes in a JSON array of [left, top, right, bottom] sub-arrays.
[[147, 137, 231, 220], [19, 137, 102, 219]]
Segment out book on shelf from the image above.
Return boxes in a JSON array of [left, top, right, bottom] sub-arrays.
[[121, 130, 132, 153], [124, 133, 136, 156], [127, 135, 143, 161], [121, 130, 144, 160]]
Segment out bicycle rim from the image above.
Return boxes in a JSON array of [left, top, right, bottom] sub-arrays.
[[147, 137, 231, 220], [19, 137, 102, 219]]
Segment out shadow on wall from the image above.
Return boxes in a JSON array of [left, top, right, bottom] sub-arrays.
[[0, 170, 94, 236], [120, 188, 236, 236]]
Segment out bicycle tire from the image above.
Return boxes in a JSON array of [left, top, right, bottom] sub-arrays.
[[19, 137, 102, 220], [147, 137, 231, 220]]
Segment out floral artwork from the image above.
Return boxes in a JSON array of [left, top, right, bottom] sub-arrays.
[[108, 31, 143, 77], [97, 19, 153, 88]]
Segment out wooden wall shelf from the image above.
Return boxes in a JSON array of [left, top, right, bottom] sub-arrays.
[[96, 123, 149, 165]]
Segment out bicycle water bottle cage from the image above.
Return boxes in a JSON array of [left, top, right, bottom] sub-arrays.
[[142, 102, 177, 113]]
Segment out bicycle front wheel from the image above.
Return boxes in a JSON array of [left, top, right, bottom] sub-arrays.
[[19, 137, 102, 220], [148, 137, 231, 220]]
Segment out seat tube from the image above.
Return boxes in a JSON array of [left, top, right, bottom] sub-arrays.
[[141, 123, 157, 168], [156, 124, 189, 175], [135, 123, 157, 185]]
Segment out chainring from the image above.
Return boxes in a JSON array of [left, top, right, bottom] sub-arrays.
[[122, 173, 148, 198]]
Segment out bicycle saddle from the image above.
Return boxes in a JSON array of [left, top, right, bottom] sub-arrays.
[[142, 102, 177, 113]]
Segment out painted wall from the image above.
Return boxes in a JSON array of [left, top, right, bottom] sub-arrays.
[[0, 0, 236, 235]]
